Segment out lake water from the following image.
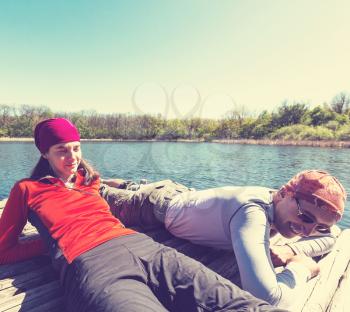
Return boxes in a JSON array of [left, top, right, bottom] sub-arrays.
[[0, 141, 349, 229]]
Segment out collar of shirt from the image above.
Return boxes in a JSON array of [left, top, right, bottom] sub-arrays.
[[38, 169, 84, 187]]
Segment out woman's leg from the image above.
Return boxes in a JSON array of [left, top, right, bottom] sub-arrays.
[[61, 236, 167, 312], [123, 233, 288, 312]]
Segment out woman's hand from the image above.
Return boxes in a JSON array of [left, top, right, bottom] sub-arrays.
[[270, 245, 296, 267], [101, 178, 126, 189]]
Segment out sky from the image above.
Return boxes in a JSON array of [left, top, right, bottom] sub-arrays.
[[0, 0, 349, 119]]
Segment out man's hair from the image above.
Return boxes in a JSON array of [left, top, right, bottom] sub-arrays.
[[279, 170, 346, 219]]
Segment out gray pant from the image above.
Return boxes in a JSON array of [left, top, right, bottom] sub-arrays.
[[61, 233, 289, 312], [100, 180, 191, 230]]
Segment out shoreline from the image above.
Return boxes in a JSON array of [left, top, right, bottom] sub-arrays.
[[0, 137, 349, 148]]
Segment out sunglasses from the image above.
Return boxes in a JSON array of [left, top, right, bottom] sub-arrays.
[[295, 198, 330, 234]]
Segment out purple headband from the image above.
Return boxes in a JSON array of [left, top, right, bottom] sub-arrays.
[[34, 118, 80, 153]]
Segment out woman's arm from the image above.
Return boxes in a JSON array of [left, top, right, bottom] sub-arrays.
[[0, 182, 46, 265], [230, 204, 316, 308], [100, 178, 128, 189]]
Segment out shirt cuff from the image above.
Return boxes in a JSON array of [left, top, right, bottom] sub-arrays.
[[285, 261, 313, 282]]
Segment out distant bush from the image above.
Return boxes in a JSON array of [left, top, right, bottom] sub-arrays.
[[0, 128, 8, 136], [305, 105, 336, 126], [307, 126, 335, 140], [336, 125, 350, 140], [270, 125, 335, 140], [1, 97, 350, 141], [324, 120, 341, 131]]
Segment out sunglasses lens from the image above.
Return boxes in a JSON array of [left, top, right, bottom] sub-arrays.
[[295, 198, 330, 233], [298, 213, 314, 224], [315, 226, 331, 234]]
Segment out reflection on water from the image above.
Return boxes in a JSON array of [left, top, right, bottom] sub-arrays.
[[1, 142, 349, 228]]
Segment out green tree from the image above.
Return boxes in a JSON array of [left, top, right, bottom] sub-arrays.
[[161, 119, 187, 140], [306, 105, 335, 126], [331, 92, 350, 114], [0, 104, 14, 136], [215, 118, 240, 139], [272, 102, 308, 128], [249, 111, 275, 139]]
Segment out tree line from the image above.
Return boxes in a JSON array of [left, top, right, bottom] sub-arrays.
[[1, 92, 350, 141]]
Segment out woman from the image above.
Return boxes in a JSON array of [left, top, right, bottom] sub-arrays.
[[101, 171, 346, 309], [0, 118, 287, 312]]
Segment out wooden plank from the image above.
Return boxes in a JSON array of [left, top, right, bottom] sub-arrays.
[[206, 251, 241, 286], [288, 229, 350, 312], [5, 297, 64, 312], [0, 266, 57, 294], [302, 230, 350, 312], [326, 261, 350, 312], [0, 199, 7, 209], [1, 230, 349, 312], [1, 197, 350, 312], [0, 257, 51, 280], [0, 281, 62, 312]]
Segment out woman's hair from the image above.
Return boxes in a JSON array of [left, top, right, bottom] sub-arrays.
[[30, 157, 100, 184]]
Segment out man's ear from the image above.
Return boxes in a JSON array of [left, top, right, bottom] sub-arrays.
[[279, 187, 287, 198]]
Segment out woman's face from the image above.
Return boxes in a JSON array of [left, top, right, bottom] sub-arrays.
[[43, 141, 81, 180], [273, 194, 338, 238]]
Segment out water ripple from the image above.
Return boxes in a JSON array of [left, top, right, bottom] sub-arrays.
[[1, 142, 349, 229]]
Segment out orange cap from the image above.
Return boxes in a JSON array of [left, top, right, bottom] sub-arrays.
[[281, 170, 347, 219]]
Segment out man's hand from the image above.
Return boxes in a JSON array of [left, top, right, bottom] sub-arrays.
[[287, 255, 320, 279], [270, 245, 296, 267]]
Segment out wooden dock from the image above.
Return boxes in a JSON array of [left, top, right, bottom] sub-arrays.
[[1, 198, 349, 312]]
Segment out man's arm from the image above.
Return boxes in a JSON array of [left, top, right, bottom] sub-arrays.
[[285, 225, 340, 257], [270, 225, 340, 266], [230, 204, 317, 308]]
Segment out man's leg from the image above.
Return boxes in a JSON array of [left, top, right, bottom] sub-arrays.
[[100, 180, 191, 230], [100, 183, 164, 229]]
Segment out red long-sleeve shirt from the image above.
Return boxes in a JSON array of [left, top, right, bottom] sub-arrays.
[[0, 171, 135, 265]]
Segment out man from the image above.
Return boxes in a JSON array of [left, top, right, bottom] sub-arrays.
[[100, 171, 345, 308]]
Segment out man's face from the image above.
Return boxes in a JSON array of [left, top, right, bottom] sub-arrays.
[[273, 195, 338, 238]]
